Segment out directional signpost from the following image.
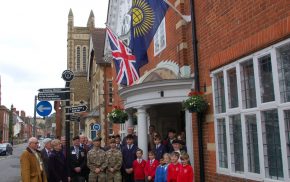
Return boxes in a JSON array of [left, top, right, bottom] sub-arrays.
[[38, 88, 70, 92], [36, 101, 52, 117], [38, 91, 70, 101], [68, 105, 88, 114]]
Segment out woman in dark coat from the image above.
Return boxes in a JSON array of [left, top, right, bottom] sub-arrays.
[[48, 139, 70, 182]]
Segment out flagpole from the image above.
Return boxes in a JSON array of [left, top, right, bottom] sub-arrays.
[[163, 0, 191, 22]]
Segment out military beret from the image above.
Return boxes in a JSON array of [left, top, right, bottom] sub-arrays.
[[172, 139, 182, 144], [109, 138, 116, 143], [93, 136, 102, 142]]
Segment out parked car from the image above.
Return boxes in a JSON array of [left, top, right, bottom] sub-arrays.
[[0, 143, 13, 156]]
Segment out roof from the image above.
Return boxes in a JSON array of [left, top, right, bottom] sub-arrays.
[[91, 28, 106, 64]]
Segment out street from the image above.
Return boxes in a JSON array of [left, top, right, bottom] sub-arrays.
[[0, 143, 26, 182]]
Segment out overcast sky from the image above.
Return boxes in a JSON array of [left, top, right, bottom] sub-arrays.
[[0, 0, 109, 117]]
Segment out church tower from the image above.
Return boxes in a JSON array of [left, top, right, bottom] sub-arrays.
[[66, 9, 95, 134]]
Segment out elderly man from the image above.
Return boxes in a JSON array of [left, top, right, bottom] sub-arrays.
[[121, 126, 138, 146], [40, 138, 52, 181], [20, 137, 47, 182]]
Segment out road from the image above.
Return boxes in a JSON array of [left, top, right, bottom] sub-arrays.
[[0, 143, 26, 182]]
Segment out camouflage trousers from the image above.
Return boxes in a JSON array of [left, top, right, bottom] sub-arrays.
[[88, 172, 106, 182], [107, 171, 122, 182]]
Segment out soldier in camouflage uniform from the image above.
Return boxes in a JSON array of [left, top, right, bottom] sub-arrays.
[[106, 138, 123, 182], [87, 136, 107, 182]]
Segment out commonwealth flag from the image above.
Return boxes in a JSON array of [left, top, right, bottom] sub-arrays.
[[130, 0, 169, 68]]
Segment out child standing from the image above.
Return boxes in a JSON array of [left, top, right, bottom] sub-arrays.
[[132, 149, 146, 182], [145, 151, 159, 181], [177, 153, 194, 182], [167, 152, 182, 182], [155, 153, 170, 182]]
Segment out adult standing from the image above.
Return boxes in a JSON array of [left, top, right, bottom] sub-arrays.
[[106, 138, 122, 182], [40, 138, 52, 181], [121, 134, 138, 182], [87, 136, 107, 182], [70, 136, 86, 182], [60, 136, 67, 158], [48, 139, 70, 182], [122, 126, 138, 146], [20, 137, 47, 182]]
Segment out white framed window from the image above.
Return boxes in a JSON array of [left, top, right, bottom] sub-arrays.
[[212, 39, 290, 181], [154, 18, 166, 55]]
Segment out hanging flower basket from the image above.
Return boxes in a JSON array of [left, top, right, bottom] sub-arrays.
[[107, 106, 128, 124], [183, 91, 209, 113]]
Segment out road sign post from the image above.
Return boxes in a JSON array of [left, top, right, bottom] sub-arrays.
[[68, 105, 87, 114], [36, 101, 52, 117], [38, 91, 70, 101]]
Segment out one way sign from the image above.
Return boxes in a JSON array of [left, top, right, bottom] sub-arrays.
[[68, 105, 87, 114]]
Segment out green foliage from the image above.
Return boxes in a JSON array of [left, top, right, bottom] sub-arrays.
[[183, 91, 209, 113], [107, 106, 128, 124]]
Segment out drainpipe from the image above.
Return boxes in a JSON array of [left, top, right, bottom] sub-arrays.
[[190, 0, 205, 182]]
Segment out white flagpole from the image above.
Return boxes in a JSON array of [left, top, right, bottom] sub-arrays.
[[163, 0, 191, 23]]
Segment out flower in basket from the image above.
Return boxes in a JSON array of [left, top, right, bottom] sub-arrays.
[[107, 106, 128, 124], [183, 91, 209, 113]]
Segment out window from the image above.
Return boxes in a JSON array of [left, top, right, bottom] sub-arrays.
[[83, 47, 87, 71], [108, 81, 113, 105], [277, 43, 290, 103], [217, 118, 228, 168], [229, 115, 244, 173], [214, 72, 226, 113], [212, 39, 290, 181], [227, 68, 239, 108], [90, 123, 97, 140], [258, 55, 275, 103], [240, 60, 257, 108], [76, 46, 81, 71], [245, 114, 260, 173], [261, 109, 283, 179], [154, 18, 166, 55], [284, 110, 290, 177]]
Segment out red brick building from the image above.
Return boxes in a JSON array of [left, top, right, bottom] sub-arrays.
[[0, 105, 9, 143], [108, 0, 290, 181]]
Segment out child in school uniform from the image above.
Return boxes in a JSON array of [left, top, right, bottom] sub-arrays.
[[133, 149, 147, 182], [167, 152, 182, 182], [145, 151, 159, 181], [155, 153, 170, 182], [177, 153, 194, 182]]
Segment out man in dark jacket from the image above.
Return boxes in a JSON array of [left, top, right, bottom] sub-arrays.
[[121, 134, 138, 182], [70, 136, 86, 182], [40, 138, 52, 181]]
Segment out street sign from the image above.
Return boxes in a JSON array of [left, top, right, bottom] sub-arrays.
[[38, 92, 70, 101], [38, 88, 70, 92], [36, 101, 52, 117], [68, 105, 88, 113], [93, 123, 101, 131], [62, 70, 74, 82]]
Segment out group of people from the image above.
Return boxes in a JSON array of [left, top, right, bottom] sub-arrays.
[[20, 125, 194, 182]]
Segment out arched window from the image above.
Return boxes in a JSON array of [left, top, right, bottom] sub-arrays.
[[76, 46, 81, 71], [90, 123, 97, 140], [83, 47, 87, 71]]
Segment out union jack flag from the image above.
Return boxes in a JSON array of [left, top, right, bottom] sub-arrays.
[[106, 28, 139, 86]]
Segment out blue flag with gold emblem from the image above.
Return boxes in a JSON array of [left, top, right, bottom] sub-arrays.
[[130, 0, 168, 68]]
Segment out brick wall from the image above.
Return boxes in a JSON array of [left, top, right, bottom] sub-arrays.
[[187, 0, 290, 181]]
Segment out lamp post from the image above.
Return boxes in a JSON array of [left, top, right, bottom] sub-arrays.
[[33, 95, 37, 137]]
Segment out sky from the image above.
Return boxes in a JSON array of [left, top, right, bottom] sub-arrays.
[[0, 0, 109, 117]]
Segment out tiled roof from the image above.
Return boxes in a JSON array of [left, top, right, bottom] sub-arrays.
[[91, 28, 106, 64]]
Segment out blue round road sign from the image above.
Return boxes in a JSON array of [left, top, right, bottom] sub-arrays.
[[36, 101, 52, 117], [93, 123, 101, 131]]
